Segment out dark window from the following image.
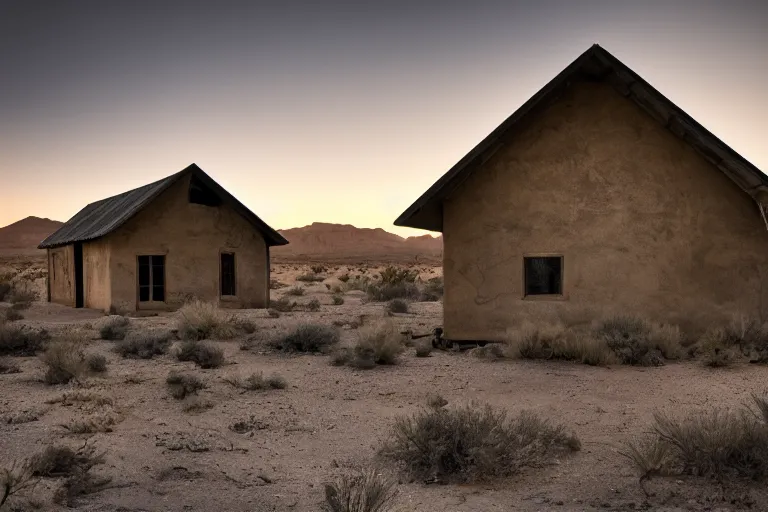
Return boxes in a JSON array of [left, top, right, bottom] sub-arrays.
[[138, 255, 165, 302], [524, 256, 563, 296], [221, 253, 236, 296]]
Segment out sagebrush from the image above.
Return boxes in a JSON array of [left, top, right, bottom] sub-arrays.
[[381, 403, 580, 482], [271, 324, 340, 353]]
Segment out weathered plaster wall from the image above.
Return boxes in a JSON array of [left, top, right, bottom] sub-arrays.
[[83, 239, 110, 311], [107, 174, 269, 311], [48, 246, 75, 306], [443, 81, 768, 340]]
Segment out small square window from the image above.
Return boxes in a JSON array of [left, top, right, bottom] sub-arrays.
[[524, 256, 563, 296]]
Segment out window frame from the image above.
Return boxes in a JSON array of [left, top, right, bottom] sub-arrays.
[[219, 251, 237, 298], [522, 254, 565, 300], [137, 254, 167, 304]]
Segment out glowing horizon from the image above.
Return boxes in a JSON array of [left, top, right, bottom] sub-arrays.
[[1, 1, 765, 238]]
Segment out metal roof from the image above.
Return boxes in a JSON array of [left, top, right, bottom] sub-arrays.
[[394, 44, 768, 232], [39, 164, 289, 248]]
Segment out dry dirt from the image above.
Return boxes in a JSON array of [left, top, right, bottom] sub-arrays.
[[2, 262, 768, 512]]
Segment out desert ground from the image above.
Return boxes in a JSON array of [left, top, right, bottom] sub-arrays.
[[2, 257, 768, 512]]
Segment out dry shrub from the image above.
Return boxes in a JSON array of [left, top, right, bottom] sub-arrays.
[[40, 341, 90, 385], [593, 315, 681, 366], [285, 286, 305, 296], [29, 444, 108, 507], [176, 339, 224, 368], [114, 332, 172, 359], [267, 308, 281, 318], [0, 460, 36, 508], [166, 372, 206, 399], [0, 278, 11, 302], [271, 324, 340, 353], [270, 297, 297, 312], [421, 277, 444, 302], [426, 394, 448, 409], [332, 295, 345, 305], [414, 340, 432, 358], [325, 468, 398, 512], [698, 317, 768, 367], [469, 343, 507, 360], [269, 279, 286, 289], [306, 298, 321, 311], [0, 323, 49, 356], [3, 308, 23, 322], [381, 403, 580, 483], [47, 390, 113, 406], [8, 289, 37, 310], [182, 398, 214, 414], [224, 372, 287, 391], [622, 395, 768, 482], [177, 300, 239, 340], [0, 358, 21, 374], [85, 353, 107, 374], [385, 299, 409, 314], [297, 273, 324, 283], [99, 316, 129, 340], [366, 282, 420, 302], [62, 411, 120, 433], [4, 410, 41, 424], [352, 321, 405, 367]]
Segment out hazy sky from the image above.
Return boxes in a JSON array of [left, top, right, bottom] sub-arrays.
[[1, 0, 766, 236]]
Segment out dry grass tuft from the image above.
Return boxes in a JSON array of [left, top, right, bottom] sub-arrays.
[[166, 372, 206, 399], [324, 468, 398, 512], [3, 308, 23, 322], [40, 341, 90, 385], [381, 402, 579, 483], [271, 324, 340, 353], [0, 357, 21, 374], [223, 372, 287, 391], [593, 315, 681, 366], [62, 411, 121, 433], [332, 295, 345, 305], [85, 354, 107, 373], [350, 320, 405, 368], [697, 317, 768, 367], [306, 298, 321, 311], [0, 323, 49, 356], [176, 300, 241, 340], [99, 316, 129, 340], [176, 339, 225, 368], [29, 444, 108, 507], [182, 398, 215, 414], [114, 332, 172, 359], [285, 286, 305, 296], [297, 273, 324, 283], [385, 299, 409, 314], [622, 395, 768, 482], [8, 289, 36, 310]]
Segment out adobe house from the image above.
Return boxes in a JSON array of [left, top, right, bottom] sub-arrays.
[[39, 164, 288, 312], [395, 45, 768, 342]]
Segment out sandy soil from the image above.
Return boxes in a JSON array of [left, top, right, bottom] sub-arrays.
[[2, 263, 767, 512]]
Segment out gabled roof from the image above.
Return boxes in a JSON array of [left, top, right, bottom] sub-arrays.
[[39, 164, 289, 248], [394, 44, 768, 232]]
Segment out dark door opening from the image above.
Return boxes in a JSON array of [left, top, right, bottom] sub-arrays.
[[138, 255, 166, 303], [74, 242, 84, 308]]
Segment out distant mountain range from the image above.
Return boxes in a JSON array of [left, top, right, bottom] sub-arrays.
[[0, 217, 441, 262], [0, 217, 64, 255], [274, 222, 442, 262]]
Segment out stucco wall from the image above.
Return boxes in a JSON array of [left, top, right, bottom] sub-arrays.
[[443, 81, 768, 341], [83, 239, 111, 310], [107, 174, 269, 311], [48, 246, 75, 306]]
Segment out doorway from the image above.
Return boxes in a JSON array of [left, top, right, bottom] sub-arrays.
[[74, 242, 84, 308]]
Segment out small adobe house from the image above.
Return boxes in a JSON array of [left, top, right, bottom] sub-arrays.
[[39, 164, 288, 312], [395, 45, 768, 341]]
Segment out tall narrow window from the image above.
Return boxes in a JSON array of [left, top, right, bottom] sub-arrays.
[[138, 255, 165, 302], [221, 253, 236, 296], [524, 256, 563, 296]]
